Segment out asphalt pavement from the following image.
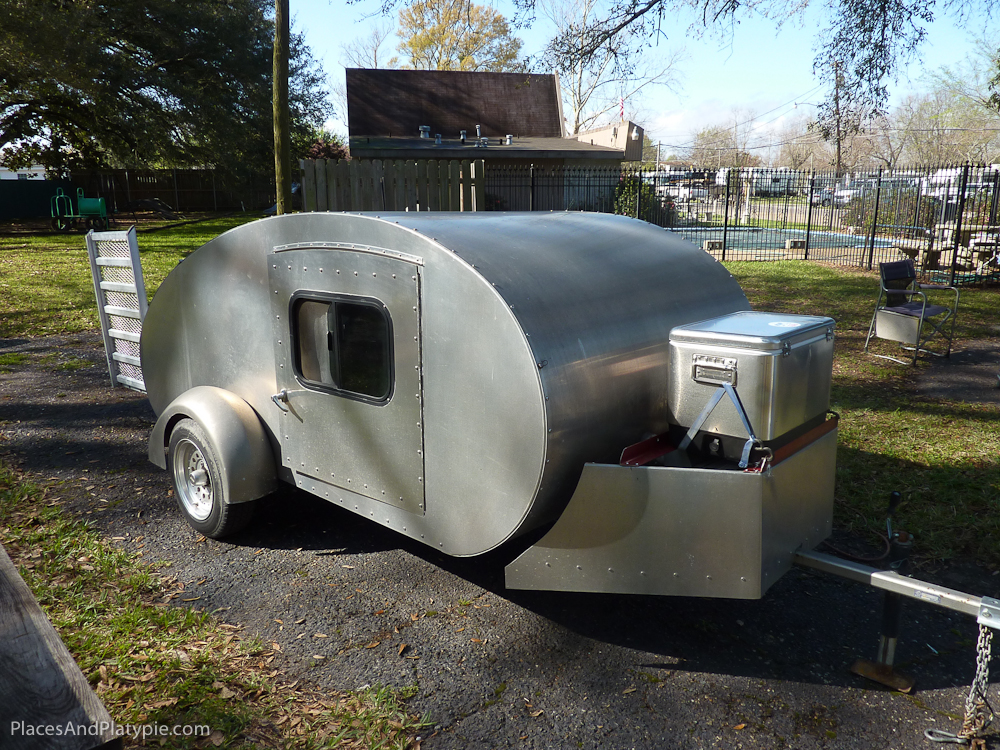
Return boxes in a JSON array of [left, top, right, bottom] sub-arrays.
[[1, 332, 997, 749]]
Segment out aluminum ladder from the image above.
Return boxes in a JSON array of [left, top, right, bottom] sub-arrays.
[[85, 226, 148, 392]]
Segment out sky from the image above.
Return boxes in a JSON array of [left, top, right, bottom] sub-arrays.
[[294, 0, 998, 155]]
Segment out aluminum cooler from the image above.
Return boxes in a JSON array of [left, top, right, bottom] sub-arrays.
[[668, 311, 835, 442]]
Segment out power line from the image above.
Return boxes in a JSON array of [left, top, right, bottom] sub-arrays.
[[652, 83, 827, 150]]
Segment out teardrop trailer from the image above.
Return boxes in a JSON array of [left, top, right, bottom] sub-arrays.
[[86, 212, 1000, 736]]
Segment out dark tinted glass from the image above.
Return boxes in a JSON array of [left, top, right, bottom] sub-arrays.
[[330, 302, 391, 399]]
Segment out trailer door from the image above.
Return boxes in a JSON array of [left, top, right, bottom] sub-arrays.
[[268, 244, 425, 515]]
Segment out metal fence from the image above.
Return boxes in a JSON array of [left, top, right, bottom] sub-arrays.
[[483, 163, 1000, 286]]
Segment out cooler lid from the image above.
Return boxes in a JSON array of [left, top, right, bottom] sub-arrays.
[[669, 311, 835, 351]]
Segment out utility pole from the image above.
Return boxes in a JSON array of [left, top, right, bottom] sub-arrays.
[[834, 60, 843, 179], [273, 0, 292, 215]]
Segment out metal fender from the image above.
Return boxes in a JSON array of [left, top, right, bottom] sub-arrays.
[[148, 386, 277, 504]]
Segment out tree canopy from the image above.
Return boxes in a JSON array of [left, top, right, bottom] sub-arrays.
[[396, 0, 525, 71], [519, 0, 996, 115], [540, 0, 682, 134], [0, 0, 330, 176]]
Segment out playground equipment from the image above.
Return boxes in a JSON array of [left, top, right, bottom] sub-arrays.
[[50, 187, 108, 231]]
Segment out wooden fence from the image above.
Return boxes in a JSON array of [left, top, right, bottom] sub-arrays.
[[299, 158, 486, 212]]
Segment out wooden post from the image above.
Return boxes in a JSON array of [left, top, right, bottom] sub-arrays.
[[404, 161, 418, 210], [473, 159, 485, 211], [425, 160, 440, 211], [372, 160, 385, 210], [415, 160, 428, 211], [459, 161, 472, 212], [334, 160, 350, 211], [0, 544, 121, 750], [392, 160, 405, 210], [314, 159, 327, 212], [300, 159, 316, 212], [448, 161, 461, 211], [358, 161, 375, 210]]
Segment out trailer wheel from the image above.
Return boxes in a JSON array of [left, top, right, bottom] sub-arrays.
[[168, 418, 254, 538]]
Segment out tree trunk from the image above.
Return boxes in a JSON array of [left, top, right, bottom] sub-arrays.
[[273, 0, 292, 215]]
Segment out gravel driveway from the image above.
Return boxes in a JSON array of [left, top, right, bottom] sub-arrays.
[[2, 332, 998, 749]]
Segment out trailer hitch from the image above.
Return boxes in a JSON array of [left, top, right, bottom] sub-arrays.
[[794, 491, 1000, 744], [850, 491, 916, 692]]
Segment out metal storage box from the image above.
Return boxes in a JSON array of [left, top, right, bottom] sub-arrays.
[[668, 312, 835, 441]]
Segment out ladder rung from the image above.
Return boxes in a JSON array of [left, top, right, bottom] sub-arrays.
[[95, 256, 133, 267], [112, 352, 141, 367], [99, 281, 138, 294], [108, 328, 141, 343], [115, 374, 146, 392], [104, 305, 142, 319]]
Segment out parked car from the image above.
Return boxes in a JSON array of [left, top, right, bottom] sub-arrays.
[[811, 188, 835, 206], [659, 184, 708, 201]]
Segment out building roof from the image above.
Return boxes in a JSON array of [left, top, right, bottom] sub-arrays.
[[346, 69, 565, 139], [348, 135, 627, 162]]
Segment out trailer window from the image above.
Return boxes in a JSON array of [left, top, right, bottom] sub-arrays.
[[292, 296, 392, 402]]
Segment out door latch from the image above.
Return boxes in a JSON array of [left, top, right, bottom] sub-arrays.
[[271, 389, 290, 412]]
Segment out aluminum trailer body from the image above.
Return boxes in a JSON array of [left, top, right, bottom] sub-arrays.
[[142, 211, 837, 598]]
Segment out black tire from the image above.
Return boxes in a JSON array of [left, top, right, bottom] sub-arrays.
[[167, 418, 254, 538], [51, 216, 72, 231]]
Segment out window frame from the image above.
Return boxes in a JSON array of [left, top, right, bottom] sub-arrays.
[[288, 291, 395, 405]]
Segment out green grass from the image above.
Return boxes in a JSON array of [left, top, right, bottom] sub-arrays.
[[725, 260, 1000, 568], [0, 352, 28, 372], [0, 466, 430, 749], [0, 216, 257, 338]]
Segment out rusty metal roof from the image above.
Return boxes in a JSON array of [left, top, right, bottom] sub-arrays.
[[346, 69, 564, 139]]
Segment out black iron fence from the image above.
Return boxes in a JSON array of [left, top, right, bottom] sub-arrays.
[[483, 163, 1000, 286]]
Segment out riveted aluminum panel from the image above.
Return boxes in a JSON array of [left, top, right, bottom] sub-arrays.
[[504, 425, 837, 598], [386, 211, 751, 527], [268, 245, 425, 514], [142, 212, 753, 557], [668, 312, 835, 441]]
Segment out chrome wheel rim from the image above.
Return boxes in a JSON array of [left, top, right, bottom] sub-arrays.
[[173, 438, 214, 521]]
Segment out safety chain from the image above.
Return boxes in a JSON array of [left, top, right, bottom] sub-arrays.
[[960, 624, 994, 744], [926, 623, 994, 747]]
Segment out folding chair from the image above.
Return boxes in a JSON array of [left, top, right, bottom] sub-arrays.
[[864, 259, 959, 365]]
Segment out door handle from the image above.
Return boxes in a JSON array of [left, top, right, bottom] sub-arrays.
[[271, 389, 290, 412]]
